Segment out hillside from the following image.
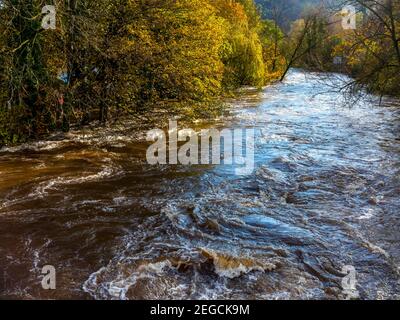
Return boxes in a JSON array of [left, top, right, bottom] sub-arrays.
[[255, 0, 323, 27]]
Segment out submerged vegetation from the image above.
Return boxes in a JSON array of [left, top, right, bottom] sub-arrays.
[[0, 0, 287, 146]]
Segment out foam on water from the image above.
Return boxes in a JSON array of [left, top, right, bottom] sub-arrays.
[[1, 69, 400, 299]]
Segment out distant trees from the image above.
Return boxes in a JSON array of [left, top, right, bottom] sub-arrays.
[[257, 1, 331, 81], [256, 0, 322, 30], [334, 0, 400, 95], [281, 0, 400, 96], [282, 8, 335, 79], [0, 0, 285, 145], [260, 19, 285, 80]]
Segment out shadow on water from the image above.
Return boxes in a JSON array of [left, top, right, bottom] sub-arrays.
[[0, 69, 399, 299]]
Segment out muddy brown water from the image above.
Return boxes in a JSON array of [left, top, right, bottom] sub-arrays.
[[1, 70, 399, 299]]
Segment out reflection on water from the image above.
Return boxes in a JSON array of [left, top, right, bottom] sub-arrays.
[[1, 70, 399, 300]]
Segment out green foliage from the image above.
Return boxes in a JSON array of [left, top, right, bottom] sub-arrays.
[[0, 0, 51, 141], [0, 0, 284, 146], [260, 19, 286, 80], [285, 2, 400, 97], [213, 0, 270, 88]]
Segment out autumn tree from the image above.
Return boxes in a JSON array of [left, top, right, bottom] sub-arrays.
[[0, 0, 283, 146], [333, 0, 400, 95], [211, 0, 266, 87]]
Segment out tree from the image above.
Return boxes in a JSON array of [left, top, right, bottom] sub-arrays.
[[0, 0, 52, 141], [332, 0, 400, 95], [0, 0, 284, 146], [212, 0, 267, 88]]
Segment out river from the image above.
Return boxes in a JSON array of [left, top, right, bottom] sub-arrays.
[[0, 70, 399, 299]]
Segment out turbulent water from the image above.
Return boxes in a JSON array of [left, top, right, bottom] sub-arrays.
[[1, 70, 399, 300]]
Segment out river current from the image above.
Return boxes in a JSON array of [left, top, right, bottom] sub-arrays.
[[1, 70, 399, 299]]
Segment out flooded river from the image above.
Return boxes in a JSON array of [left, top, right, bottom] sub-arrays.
[[1, 70, 399, 299]]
